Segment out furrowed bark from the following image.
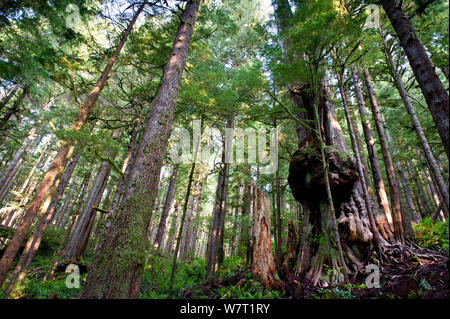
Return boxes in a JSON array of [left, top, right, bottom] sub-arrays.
[[362, 68, 405, 243], [82, 1, 200, 298], [380, 0, 449, 157]]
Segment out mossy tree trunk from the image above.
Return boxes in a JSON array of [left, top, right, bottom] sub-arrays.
[[82, 1, 200, 298]]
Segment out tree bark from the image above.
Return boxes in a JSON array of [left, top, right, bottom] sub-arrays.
[[378, 26, 449, 214], [351, 68, 394, 237], [82, 1, 200, 299], [153, 164, 178, 250], [0, 126, 37, 203], [362, 68, 405, 243], [250, 183, 279, 290], [0, 2, 145, 287], [380, 0, 449, 157]]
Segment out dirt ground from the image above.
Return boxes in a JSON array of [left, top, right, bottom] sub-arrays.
[[183, 257, 449, 299]]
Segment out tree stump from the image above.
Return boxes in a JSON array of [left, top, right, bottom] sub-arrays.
[[250, 183, 279, 290]]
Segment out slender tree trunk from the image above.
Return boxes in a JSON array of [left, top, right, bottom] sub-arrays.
[[206, 153, 228, 280], [351, 68, 394, 235], [0, 84, 19, 112], [362, 68, 405, 243], [0, 126, 37, 202], [378, 26, 449, 213], [275, 165, 282, 266], [63, 159, 112, 261], [110, 118, 140, 216], [164, 201, 179, 254], [3, 152, 80, 296], [380, 0, 449, 157], [230, 183, 242, 255], [82, 1, 200, 299], [170, 161, 196, 287], [153, 164, 178, 250]]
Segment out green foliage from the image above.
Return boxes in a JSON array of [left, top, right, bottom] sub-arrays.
[[216, 279, 282, 299], [139, 255, 207, 299], [310, 264, 366, 299], [216, 256, 247, 279], [413, 218, 449, 253]]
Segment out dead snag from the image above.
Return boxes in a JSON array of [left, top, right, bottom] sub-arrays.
[[250, 183, 279, 290]]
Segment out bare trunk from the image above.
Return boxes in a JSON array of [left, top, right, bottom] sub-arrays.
[[275, 159, 282, 266], [362, 68, 405, 243], [250, 184, 279, 290], [378, 26, 449, 214], [164, 201, 179, 254], [153, 164, 178, 250], [82, 1, 200, 299], [0, 126, 37, 202], [63, 160, 112, 261], [351, 68, 394, 238], [381, 0, 449, 157]]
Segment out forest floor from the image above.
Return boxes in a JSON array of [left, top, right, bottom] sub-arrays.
[[2, 226, 448, 299], [182, 257, 449, 299]]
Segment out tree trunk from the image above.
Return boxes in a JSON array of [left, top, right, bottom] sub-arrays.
[[378, 25, 449, 214], [0, 126, 37, 203], [110, 118, 140, 216], [362, 68, 405, 243], [3, 151, 81, 298], [82, 1, 200, 299], [380, 0, 449, 157], [153, 164, 178, 250], [164, 201, 179, 254], [0, 2, 145, 287], [275, 159, 282, 266], [170, 161, 196, 286], [206, 151, 229, 280], [250, 183, 279, 290], [351, 68, 394, 237], [63, 159, 112, 261]]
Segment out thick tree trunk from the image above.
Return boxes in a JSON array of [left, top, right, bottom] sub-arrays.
[[0, 2, 145, 287], [380, 0, 449, 157], [82, 1, 200, 299], [340, 81, 387, 248], [362, 68, 405, 243], [250, 183, 279, 290]]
